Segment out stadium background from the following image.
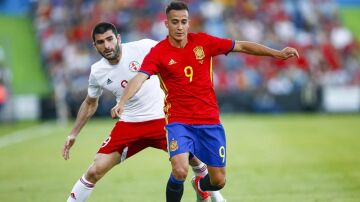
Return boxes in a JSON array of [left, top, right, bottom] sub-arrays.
[[0, 0, 359, 201]]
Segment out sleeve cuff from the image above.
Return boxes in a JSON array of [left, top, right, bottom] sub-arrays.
[[225, 40, 235, 55], [139, 70, 152, 79]]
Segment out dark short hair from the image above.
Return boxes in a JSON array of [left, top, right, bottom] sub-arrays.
[[91, 22, 118, 42], [165, 1, 189, 15]]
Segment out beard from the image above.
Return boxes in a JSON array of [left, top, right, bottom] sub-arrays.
[[100, 43, 121, 60]]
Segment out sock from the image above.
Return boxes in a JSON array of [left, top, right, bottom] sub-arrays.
[[199, 174, 222, 191], [67, 175, 95, 202], [210, 190, 226, 201], [192, 162, 208, 177], [192, 163, 225, 200], [166, 174, 184, 202], [188, 153, 194, 160]]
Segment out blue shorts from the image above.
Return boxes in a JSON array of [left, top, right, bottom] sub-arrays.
[[165, 122, 226, 167]]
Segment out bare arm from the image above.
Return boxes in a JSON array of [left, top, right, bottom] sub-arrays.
[[233, 41, 299, 59], [62, 95, 99, 160], [111, 72, 148, 119]]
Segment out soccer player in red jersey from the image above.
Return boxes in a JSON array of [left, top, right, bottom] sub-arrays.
[[111, 1, 299, 202], [62, 22, 225, 202]]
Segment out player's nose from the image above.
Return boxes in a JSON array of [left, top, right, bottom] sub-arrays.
[[104, 41, 111, 49], [177, 24, 183, 30]]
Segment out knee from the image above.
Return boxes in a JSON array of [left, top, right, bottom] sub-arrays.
[[86, 165, 106, 183], [211, 177, 226, 190], [172, 167, 189, 181]]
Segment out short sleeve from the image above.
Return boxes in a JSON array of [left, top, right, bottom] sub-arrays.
[[137, 39, 158, 56], [139, 47, 160, 76], [88, 73, 103, 98], [200, 32, 234, 56]]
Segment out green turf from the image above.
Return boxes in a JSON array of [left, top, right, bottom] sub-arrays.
[[0, 121, 40, 136], [0, 16, 49, 95], [339, 7, 360, 40], [0, 114, 359, 201]]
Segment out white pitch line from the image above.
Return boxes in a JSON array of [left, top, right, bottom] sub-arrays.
[[0, 123, 56, 149]]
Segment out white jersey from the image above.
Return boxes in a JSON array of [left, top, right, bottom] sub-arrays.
[[88, 39, 165, 122]]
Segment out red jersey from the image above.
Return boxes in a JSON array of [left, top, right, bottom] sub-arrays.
[[140, 32, 234, 124]]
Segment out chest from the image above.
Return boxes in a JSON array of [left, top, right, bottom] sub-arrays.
[[100, 60, 141, 96], [159, 45, 213, 85]]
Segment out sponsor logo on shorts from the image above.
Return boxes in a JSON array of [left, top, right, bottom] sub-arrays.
[[169, 139, 178, 152]]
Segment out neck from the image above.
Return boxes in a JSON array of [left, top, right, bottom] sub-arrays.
[[168, 35, 187, 48], [108, 54, 120, 65]]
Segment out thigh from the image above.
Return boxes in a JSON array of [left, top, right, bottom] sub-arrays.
[[165, 123, 194, 158], [194, 124, 227, 167], [145, 118, 168, 151], [148, 135, 168, 152], [98, 119, 167, 160]]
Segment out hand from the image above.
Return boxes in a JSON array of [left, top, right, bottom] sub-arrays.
[[277, 47, 299, 60], [62, 135, 76, 160], [111, 102, 124, 119]]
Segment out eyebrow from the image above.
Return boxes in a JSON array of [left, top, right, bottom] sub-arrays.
[[171, 18, 187, 22], [106, 36, 113, 40], [95, 35, 113, 43]]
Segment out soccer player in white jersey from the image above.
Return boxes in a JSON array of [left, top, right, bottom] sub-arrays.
[[62, 22, 226, 202]]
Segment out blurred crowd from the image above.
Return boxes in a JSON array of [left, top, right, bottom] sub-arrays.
[[0, 47, 10, 117], [33, 0, 360, 115]]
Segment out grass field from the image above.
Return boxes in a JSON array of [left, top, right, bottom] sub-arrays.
[[0, 16, 49, 96], [0, 114, 359, 202], [340, 7, 360, 40]]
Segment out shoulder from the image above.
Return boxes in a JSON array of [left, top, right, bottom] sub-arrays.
[[124, 39, 158, 50], [189, 32, 209, 39], [143, 39, 166, 58], [139, 38, 158, 47], [91, 58, 106, 70], [150, 38, 168, 52], [193, 32, 216, 41], [90, 58, 108, 75]]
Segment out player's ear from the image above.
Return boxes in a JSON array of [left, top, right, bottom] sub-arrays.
[[92, 42, 99, 52], [164, 20, 169, 29], [117, 34, 121, 44]]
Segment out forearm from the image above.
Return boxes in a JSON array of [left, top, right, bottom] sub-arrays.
[[118, 73, 148, 106], [70, 97, 98, 136], [233, 41, 281, 58]]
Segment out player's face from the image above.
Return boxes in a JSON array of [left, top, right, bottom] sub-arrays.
[[165, 9, 189, 43], [93, 30, 121, 61]]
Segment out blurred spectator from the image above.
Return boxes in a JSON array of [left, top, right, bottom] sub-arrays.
[[0, 46, 11, 119], [32, 0, 360, 114], [0, 80, 7, 112]]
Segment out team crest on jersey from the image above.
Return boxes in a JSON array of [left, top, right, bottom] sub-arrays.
[[169, 139, 178, 152], [129, 61, 140, 72], [193, 46, 205, 60]]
